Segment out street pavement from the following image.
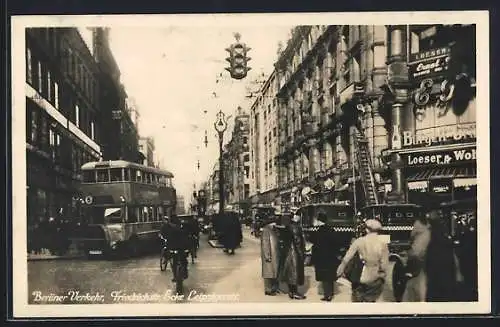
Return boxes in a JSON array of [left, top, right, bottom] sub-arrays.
[[27, 227, 395, 304], [209, 227, 395, 303]]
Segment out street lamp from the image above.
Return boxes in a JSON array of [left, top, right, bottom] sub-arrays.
[[214, 110, 228, 216]]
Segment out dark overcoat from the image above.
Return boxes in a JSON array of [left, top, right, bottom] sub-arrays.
[[222, 213, 242, 249], [280, 223, 305, 285], [310, 224, 343, 282]]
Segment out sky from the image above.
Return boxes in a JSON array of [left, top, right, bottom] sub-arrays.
[[107, 26, 292, 202]]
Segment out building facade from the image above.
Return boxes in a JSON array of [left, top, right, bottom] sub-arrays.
[[92, 28, 142, 163], [139, 136, 155, 167], [273, 25, 476, 210], [225, 107, 251, 213], [248, 71, 280, 205], [176, 195, 186, 215], [26, 28, 102, 226], [207, 161, 220, 213]]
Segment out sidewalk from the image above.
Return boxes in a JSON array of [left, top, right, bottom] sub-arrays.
[[27, 246, 85, 261], [209, 229, 353, 303]]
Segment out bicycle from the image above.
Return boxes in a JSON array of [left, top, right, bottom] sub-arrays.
[[170, 249, 190, 295], [159, 236, 171, 272]]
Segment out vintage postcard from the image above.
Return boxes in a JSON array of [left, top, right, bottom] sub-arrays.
[[11, 11, 490, 318]]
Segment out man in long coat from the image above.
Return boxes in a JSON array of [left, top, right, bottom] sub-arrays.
[[280, 213, 306, 299], [261, 217, 280, 295], [309, 212, 344, 301]]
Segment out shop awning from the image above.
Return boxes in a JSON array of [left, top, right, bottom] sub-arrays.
[[406, 166, 476, 190], [406, 166, 476, 181], [408, 181, 428, 190], [453, 178, 476, 188]]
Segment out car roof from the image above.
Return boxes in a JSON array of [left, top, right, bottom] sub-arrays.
[[299, 203, 353, 208], [361, 203, 423, 209]]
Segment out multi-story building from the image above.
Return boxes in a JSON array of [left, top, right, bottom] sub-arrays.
[[208, 161, 220, 213], [25, 28, 102, 226], [127, 97, 141, 133], [225, 106, 250, 214], [275, 25, 476, 209], [92, 28, 142, 163], [248, 71, 280, 205], [139, 136, 155, 167]]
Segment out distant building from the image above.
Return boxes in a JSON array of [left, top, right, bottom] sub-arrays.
[[176, 195, 186, 215], [225, 106, 250, 214], [248, 70, 280, 205], [139, 136, 155, 167]]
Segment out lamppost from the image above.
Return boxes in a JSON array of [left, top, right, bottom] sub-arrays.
[[214, 110, 228, 216]]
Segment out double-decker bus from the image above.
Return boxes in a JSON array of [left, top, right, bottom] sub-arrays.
[[77, 160, 176, 258]]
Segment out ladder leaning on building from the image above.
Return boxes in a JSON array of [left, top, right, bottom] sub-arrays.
[[353, 131, 380, 207]]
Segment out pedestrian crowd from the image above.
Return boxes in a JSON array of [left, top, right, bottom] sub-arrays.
[[27, 216, 75, 256], [259, 207, 476, 302]]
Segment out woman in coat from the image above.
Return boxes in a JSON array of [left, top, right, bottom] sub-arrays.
[[261, 217, 281, 295], [280, 213, 306, 300], [223, 212, 242, 255], [336, 219, 389, 302], [309, 212, 343, 301], [402, 215, 432, 302]]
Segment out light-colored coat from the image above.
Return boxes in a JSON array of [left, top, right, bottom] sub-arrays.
[[402, 222, 431, 302], [261, 223, 280, 279]]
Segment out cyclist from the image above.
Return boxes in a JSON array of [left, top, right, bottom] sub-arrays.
[[162, 215, 191, 283], [159, 216, 171, 269], [187, 217, 201, 263]]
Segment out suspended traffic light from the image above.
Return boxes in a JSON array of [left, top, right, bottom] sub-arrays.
[[224, 33, 251, 80]]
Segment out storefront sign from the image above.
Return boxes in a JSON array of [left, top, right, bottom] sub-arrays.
[[404, 147, 476, 167], [408, 47, 451, 81], [402, 123, 476, 147], [429, 178, 453, 196]]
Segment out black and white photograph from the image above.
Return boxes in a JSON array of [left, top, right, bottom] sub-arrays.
[[11, 11, 490, 317]]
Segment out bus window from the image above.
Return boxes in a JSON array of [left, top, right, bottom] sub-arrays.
[[149, 207, 154, 221], [135, 169, 142, 183], [104, 207, 122, 223], [146, 173, 152, 184], [110, 168, 122, 182], [97, 169, 109, 183], [83, 171, 95, 183], [153, 174, 159, 185], [128, 207, 138, 223], [166, 178, 172, 187], [123, 169, 131, 181]]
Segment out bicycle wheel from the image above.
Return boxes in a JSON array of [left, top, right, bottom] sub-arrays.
[[175, 263, 184, 295], [160, 249, 168, 271]]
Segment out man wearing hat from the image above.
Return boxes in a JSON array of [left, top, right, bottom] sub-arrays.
[[336, 218, 389, 302]]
